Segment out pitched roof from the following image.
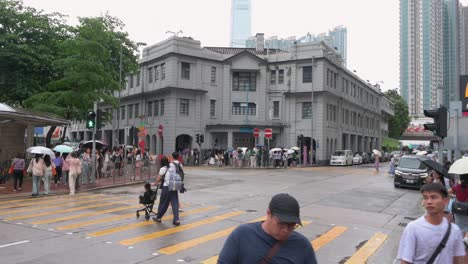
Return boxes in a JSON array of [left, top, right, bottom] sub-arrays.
[[204, 47, 281, 56]]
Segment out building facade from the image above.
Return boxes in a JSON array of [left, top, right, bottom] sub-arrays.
[[70, 36, 393, 165], [230, 0, 251, 48], [400, 0, 464, 117]]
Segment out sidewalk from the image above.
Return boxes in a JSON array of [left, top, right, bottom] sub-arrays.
[[0, 163, 158, 199]]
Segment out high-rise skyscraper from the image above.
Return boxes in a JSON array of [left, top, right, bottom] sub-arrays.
[[400, 0, 463, 117], [230, 0, 251, 47]]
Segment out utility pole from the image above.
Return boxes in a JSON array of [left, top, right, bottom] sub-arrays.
[[310, 56, 315, 166], [91, 102, 97, 183]]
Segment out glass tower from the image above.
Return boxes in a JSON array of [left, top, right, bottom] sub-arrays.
[[443, 0, 461, 106], [230, 0, 251, 48]]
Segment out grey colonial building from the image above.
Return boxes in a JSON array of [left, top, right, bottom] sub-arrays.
[[70, 35, 394, 165]]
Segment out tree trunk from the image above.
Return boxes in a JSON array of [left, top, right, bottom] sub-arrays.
[[45, 126, 56, 148], [60, 126, 67, 143]]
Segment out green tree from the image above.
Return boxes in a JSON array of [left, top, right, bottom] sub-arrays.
[[0, 0, 69, 105], [24, 14, 141, 146], [384, 89, 410, 139]]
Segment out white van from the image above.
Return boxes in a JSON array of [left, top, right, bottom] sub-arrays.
[[330, 150, 353, 166]]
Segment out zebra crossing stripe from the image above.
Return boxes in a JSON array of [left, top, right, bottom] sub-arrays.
[[0, 194, 104, 210], [5, 199, 134, 221], [30, 203, 137, 225], [119, 211, 246, 246], [344, 232, 388, 264], [87, 206, 217, 237], [311, 226, 348, 250], [0, 193, 94, 205], [0, 196, 115, 216], [196, 220, 311, 262]]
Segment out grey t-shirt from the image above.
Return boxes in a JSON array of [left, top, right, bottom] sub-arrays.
[[218, 222, 317, 264], [397, 216, 465, 263]]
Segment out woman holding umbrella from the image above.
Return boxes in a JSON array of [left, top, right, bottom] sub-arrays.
[[448, 157, 468, 247], [27, 154, 46, 197]]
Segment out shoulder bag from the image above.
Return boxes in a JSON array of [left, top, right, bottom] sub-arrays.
[[427, 222, 451, 264], [258, 240, 284, 264]]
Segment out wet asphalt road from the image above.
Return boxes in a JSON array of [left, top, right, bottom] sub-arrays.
[[0, 163, 423, 264]]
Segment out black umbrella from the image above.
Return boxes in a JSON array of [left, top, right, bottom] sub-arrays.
[[81, 140, 107, 150], [420, 159, 451, 180]]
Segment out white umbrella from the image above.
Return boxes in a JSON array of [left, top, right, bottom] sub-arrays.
[[26, 146, 55, 157], [269, 148, 282, 154], [449, 157, 468, 175], [372, 149, 382, 157], [416, 150, 428, 156], [291, 146, 300, 151], [53, 145, 74, 153], [287, 149, 295, 154]]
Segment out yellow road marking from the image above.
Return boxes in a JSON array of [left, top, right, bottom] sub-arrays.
[[0, 193, 99, 205], [119, 211, 246, 246], [160, 218, 310, 255], [201, 256, 218, 264], [87, 206, 217, 237], [56, 203, 197, 231], [31, 205, 138, 225], [344, 232, 388, 264], [0, 194, 104, 210], [0, 196, 115, 215], [5, 199, 134, 221], [311, 226, 348, 250]]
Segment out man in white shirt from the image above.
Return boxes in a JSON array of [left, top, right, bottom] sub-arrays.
[[397, 183, 465, 264]]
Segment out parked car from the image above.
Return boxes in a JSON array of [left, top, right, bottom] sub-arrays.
[[394, 155, 430, 189], [369, 153, 375, 163], [353, 153, 363, 165], [361, 152, 370, 164], [330, 150, 353, 166]]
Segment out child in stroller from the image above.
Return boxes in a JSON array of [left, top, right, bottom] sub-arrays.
[[136, 183, 158, 221]]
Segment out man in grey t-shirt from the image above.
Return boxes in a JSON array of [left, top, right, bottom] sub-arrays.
[[218, 193, 317, 264], [397, 183, 465, 264]]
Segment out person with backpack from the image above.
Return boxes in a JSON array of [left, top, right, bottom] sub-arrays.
[[153, 156, 182, 226], [171, 152, 186, 212]]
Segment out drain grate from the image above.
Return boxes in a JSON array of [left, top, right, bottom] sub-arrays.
[[403, 216, 417, 221]]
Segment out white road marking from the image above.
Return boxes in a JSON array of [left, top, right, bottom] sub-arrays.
[[0, 240, 30, 248]]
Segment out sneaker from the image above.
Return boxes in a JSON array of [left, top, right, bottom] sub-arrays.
[[18, 188, 22, 191], [153, 217, 162, 223], [13, 189, 17, 192]]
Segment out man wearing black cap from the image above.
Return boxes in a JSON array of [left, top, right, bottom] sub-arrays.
[[218, 193, 317, 263]]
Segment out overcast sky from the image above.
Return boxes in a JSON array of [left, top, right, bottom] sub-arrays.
[[22, 0, 468, 92]]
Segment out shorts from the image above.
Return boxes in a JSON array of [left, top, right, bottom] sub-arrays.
[[115, 162, 121, 169]]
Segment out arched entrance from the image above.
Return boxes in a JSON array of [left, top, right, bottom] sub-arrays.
[[175, 134, 193, 152], [151, 135, 157, 154]]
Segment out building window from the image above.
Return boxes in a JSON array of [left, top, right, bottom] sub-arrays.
[[135, 103, 139, 118], [210, 100, 216, 117], [181, 62, 190, 80], [302, 102, 312, 118], [273, 101, 280, 118], [211, 67, 216, 84], [232, 72, 256, 91], [278, 69, 284, 84], [270, 70, 276, 84], [155, 66, 159, 80], [121, 106, 125, 120], [180, 99, 189, 116], [129, 74, 134, 88], [147, 102, 152, 117], [161, 63, 166, 80], [232, 102, 256, 115], [160, 99, 165, 116], [303, 66, 312, 83], [154, 100, 159, 116], [128, 104, 133, 119], [326, 69, 330, 86], [148, 67, 153, 83], [136, 72, 140, 86]]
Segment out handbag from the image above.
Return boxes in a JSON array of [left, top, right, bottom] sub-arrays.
[[258, 240, 284, 264], [452, 201, 468, 215], [8, 160, 19, 175], [427, 222, 451, 264], [52, 166, 57, 176]]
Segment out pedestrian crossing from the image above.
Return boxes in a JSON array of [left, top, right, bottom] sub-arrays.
[[0, 193, 389, 263]]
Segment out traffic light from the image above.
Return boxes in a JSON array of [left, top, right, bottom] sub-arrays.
[[200, 134, 204, 143], [195, 134, 200, 144], [96, 109, 105, 129], [423, 106, 448, 138], [86, 111, 96, 129]]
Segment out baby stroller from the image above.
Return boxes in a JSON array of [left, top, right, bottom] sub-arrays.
[[136, 184, 159, 221]]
